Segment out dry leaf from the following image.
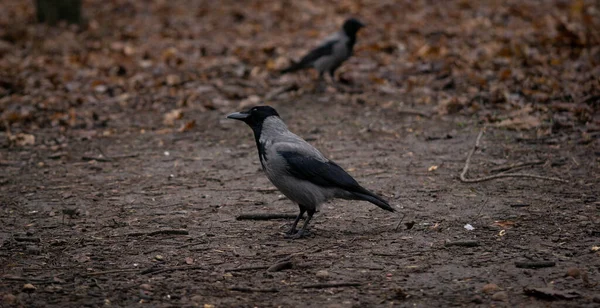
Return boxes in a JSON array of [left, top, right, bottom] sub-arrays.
[[7, 133, 35, 147], [178, 120, 196, 132], [494, 115, 542, 130], [493, 221, 515, 228], [163, 109, 183, 126]]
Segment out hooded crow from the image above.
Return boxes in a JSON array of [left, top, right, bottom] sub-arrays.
[[280, 18, 365, 80], [227, 106, 395, 239]]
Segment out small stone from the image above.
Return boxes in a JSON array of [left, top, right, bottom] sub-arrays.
[[566, 267, 581, 278], [154, 255, 164, 261], [190, 295, 203, 303], [139, 284, 153, 291], [491, 291, 508, 301], [315, 270, 329, 279], [26, 245, 41, 255], [22, 283, 36, 292], [471, 295, 483, 304], [2, 294, 17, 305], [482, 283, 499, 293], [593, 295, 600, 303]]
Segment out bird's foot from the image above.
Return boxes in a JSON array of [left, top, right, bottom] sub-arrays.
[[285, 227, 298, 236], [284, 229, 311, 239]]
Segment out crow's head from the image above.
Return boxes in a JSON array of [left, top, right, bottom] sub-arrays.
[[227, 105, 280, 129], [342, 18, 365, 36]]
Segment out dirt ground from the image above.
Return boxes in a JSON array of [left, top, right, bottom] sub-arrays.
[[1, 0, 600, 307]]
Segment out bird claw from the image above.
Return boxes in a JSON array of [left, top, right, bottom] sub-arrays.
[[284, 229, 311, 239]]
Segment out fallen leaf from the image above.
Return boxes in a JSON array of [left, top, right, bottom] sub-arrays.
[[493, 221, 515, 228], [163, 109, 183, 126], [7, 133, 35, 147], [494, 115, 542, 130], [178, 120, 196, 132]]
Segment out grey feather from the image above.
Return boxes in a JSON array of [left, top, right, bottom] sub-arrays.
[[227, 105, 393, 238]]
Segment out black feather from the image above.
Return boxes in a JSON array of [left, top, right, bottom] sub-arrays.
[[279, 151, 394, 212], [280, 40, 336, 74]]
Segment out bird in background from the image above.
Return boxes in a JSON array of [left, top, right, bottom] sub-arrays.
[[227, 106, 395, 239], [280, 18, 365, 81]]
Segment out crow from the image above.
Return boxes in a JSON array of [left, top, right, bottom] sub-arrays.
[[280, 18, 365, 80], [227, 106, 394, 239]]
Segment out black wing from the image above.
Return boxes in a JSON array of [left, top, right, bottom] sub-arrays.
[[281, 40, 337, 73], [279, 151, 395, 212], [279, 151, 359, 190]]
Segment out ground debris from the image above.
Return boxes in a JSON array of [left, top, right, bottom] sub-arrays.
[[515, 261, 556, 269], [444, 240, 479, 247], [523, 287, 581, 300]]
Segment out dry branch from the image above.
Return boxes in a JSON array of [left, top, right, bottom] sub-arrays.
[[229, 286, 279, 293], [444, 240, 479, 247], [142, 265, 207, 275], [460, 128, 568, 183], [236, 213, 299, 221], [123, 229, 189, 237], [267, 260, 293, 272], [86, 269, 140, 276], [515, 261, 556, 269], [302, 282, 361, 289], [224, 265, 270, 272]]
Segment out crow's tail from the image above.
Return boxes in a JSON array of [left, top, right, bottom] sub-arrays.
[[280, 60, 305, 74], [352, 188, 395, 212]]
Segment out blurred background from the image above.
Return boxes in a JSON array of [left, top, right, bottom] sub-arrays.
[[0, 0, 598, 138]]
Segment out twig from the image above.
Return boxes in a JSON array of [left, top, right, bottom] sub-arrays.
[[177, 240, 207, 249], [444, 240, 479, 247], [236, 213, 299, 221], [123, 229, 189, 237], [267, 260, 293, 272], [490, 160, 546, 173], [302, 282, 361, 289], [397, 109, 431, 118], [224, 265, 270, 272], [229, 286, 279, 293], [86, 269, 140, 276], [1, 276, 62, 284], [13, 237, 41, 243], [460, 128, 568, 183], [515, 261, 556, 269], [81, 155, 112, 162], [142, 265, 207, 275], [394, 213, 406, 231]]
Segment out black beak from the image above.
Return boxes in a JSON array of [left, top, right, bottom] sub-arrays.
[[226, 112, 250, 120]]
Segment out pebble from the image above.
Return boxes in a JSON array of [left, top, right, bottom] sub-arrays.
[[593, 295, 600, 303], [491, 291, 508, 301], [471, 295, 483, 304], [190, 295, 203, 303], [566, 267, 581, 278], [139, 284, 153, 291], [315, 270, 329, 279], [26, 245, 41, 255], [154, 255, 164, 261], [22, 283, 36, 293], [482, 283, 499, 293], [2, 294, 17, 305]]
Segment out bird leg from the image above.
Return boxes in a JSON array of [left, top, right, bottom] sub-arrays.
[[285, 206, 306, 236], [287, 208, 315, 239]]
